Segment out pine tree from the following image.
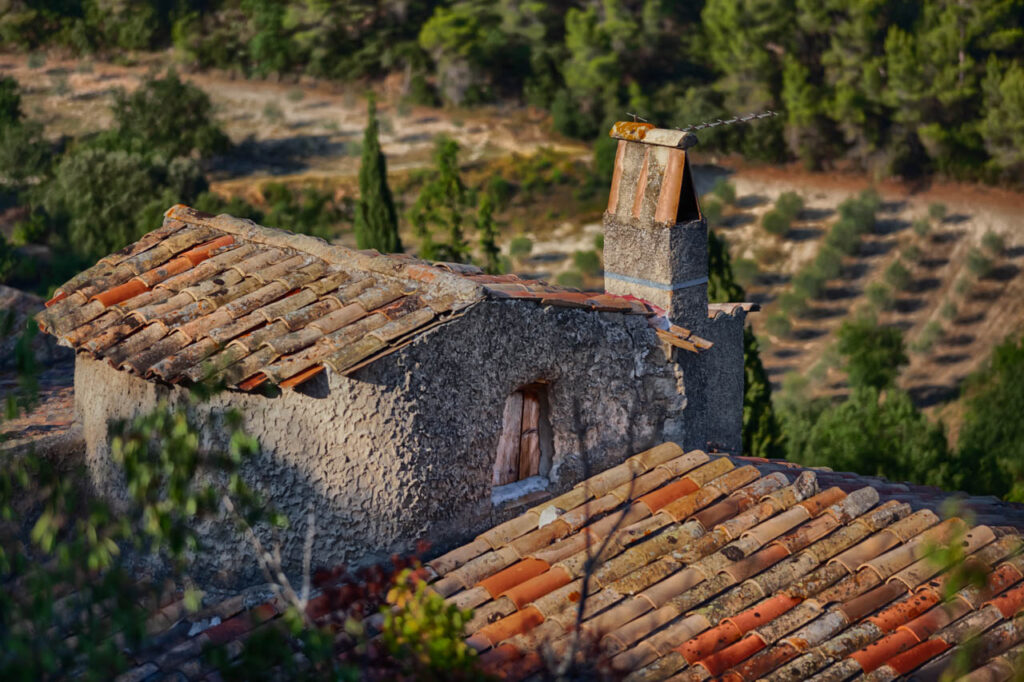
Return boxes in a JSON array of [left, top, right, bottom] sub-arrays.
[[407, 135, 469, 262], [476, 190, 501, 274], [354, 95, 402, 253]]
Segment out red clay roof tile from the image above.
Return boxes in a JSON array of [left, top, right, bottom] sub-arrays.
[[100, 443, 1024, 681], [38, 204, 720, 391]]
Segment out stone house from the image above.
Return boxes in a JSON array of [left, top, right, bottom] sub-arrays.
[[36, 121, 755, 586]]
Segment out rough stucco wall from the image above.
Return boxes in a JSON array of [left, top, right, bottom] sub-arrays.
[[679, 312, 746, 454], [602, 213, 709, 330], [76, 300, 686, 588]]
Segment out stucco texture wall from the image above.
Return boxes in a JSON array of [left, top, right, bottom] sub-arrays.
[[76, 300, 687, 588]]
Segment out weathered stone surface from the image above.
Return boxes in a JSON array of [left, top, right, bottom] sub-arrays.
[[77, 299, 689, 588]]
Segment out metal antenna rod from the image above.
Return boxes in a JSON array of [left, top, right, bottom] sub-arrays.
[[675, 110, 777, 132]]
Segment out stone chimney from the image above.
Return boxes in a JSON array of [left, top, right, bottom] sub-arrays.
[[602, 122, 707, 329]]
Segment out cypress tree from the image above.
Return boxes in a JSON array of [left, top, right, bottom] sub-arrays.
[[354, 95, 402, 253], [476, 191, 501, 274]]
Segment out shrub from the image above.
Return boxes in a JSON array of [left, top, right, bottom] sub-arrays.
[[508, 235, 532, 259], [835, 315, 908, 389], [912, 218, 931, 237], [573, 249, 602, 276], [813, 246, 843, 280], [787, 387, 950, 488], [966, 247, 993, 277], [591, 133, 618, 187], [485, 175, 514, 210], [555, 270, 584, 288], [0, 120, 50, 189], [761, 209, 790, 236], [754, 243, 785, 266], [51, 74, 70, 96], [711, 178, 736, 205], [381, 570, 479, 677], [955, 275, 972, 295], [940, 300, 957, 319], [108, 71, 230, 159], [40, 149, 209, 260], [27, 53, 45, 69], [825, 218, 862, 254], [0, 76, 21, 125], [884, 259, 912, 291], [764, 312, 792, 337], [778, 291, 810, 317], [837, 190, 879, 233], [956, 333, 1024, 499], [775, 191, 804, 220], [286, 88, 305, 102], [911, 321, 943, 354], [0, 234, 14, 283], [865, 282, 893, 311], [702, 198, 724, 225], [901, 243, 921, 262], [593, 233, 604, 251], [792, 267, 826, 299], [263, 100, 284, 123], [982, 231, 1005, 256], [928, 202, 947, 222], [732, 258, 759, 288]]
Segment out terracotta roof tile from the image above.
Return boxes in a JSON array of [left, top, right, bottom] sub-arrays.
[[105, 447, 1024, 680], [413, 448, 1024, 681], [37, 205, 719, 391]]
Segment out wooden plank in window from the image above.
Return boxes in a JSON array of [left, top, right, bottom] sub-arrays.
[[494, 391, 524, 485], [519, 390, 542, 479]]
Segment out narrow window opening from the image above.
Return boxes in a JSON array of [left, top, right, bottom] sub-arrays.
[[493, 383, 553, 487]]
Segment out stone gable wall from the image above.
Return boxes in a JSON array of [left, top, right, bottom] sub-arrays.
[[76, 299, 688, 587]]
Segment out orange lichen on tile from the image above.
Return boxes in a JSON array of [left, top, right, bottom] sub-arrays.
[[610, 121, 656, 141]]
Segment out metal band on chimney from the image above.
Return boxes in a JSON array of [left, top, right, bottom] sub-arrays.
[[603, 272, 709, 291]]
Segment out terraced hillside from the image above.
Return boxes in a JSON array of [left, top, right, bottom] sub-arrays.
[[711, 168, 1024, 437]]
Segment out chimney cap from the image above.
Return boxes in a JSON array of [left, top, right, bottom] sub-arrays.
[[609, 121, 698, 150]]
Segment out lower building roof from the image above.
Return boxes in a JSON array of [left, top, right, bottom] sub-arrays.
[[423, 445, 1024, 680], [101, 445, 1024, 681]]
